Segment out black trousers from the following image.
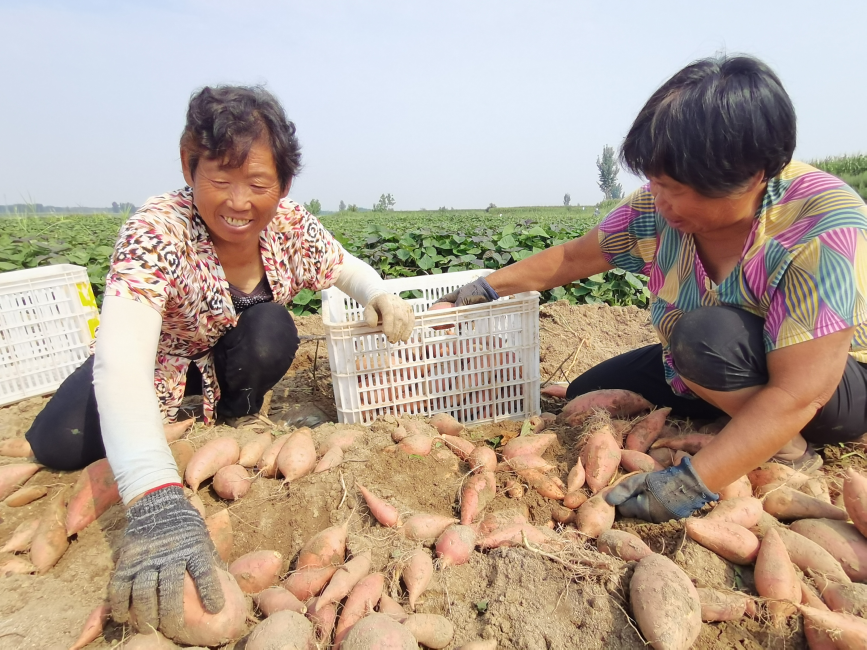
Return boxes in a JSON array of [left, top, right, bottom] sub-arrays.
[[566, 306, 867, 445], [25, 302, 300, 471]]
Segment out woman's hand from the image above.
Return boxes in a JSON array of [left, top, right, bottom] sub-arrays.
[[364, 293, 416, 343], [110, 485, 224, 635], [435, 277, 500, 306]]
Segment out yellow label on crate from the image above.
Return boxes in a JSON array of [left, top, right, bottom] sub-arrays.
[[76, 281, 98, 309], [87, 316, 100, 340]]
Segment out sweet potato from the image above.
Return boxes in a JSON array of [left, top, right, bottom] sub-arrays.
[[623, 407, 671, 452], [776, 528, 850, 585], [298, 518, 349, 570], [229, 550, 283, 593], [341, 612, 418, 650], [684, 519, 759, 565], [391, 425, 410, 443], [574, 491, 615, 539], [185, 437, 240, 491], [69, 601, 111, 650], [581, 426, 621, 494], [800, 579, 830, 610], [121, 631, 180, 649], [520, 468, 566, 500], [258, 435, 290, 478], [161, 570, 247, 646], [316, 550, 373, 610], [565, 459, 586, 493], [461, 472, 496, 524], [306, 599, 338, 644], [66, 458, 121, 536], [0, 557, 37, 575], [705, 497, 764, 529], [253, 586, 306, 616], [403, 613, 454, 649], [619, 450, 664, 474], [754, 528, 800, 622], [429, 412, 464, 437], [402, 513, 457, 543], [651, 433, 714, 455], [393, 433, 435, 456], [1, 518, 39, 553], [163, 418, 194, 442], [456, 641, 496, 650], [751, 511, 784, 538], [0, 462, 40, 501], [357, 482, 402, 528], [277, 427, 317, 481], [439, 434, 475, 460], [560, 389, 653, 427], [468, 446, 497, 473], [504, 478, 524, 499], [843, 468, 867, 538], [696, 587, 750, 622], [435, 524, 477, 567], [246, 610, 316, 650], [648, 447, 676, 469], [4, 485, 47, 507], [31, 489, 69, 573], [802, 477, 831, 503], [761, 485, 847, 521], [238, 432, 273, 468], [500, 433, 557, 461], [748, 464, 810, 492], [0, 438, 32, 457], [187, 493, 206, 518], [478, 509, 528, 536], [630, 553, 701, 650], [597, 529, 653, 561], [283, 565, 338, 601], [478, 523, 562, 550], [170, 440, 195, 477], [799, 605, 867, 648], [314, 445, 344, 473], [551, 505, 576, 525], [563, 490, 588, 509], [212, 464, 251, 501], [378, 593, 407, 619], [333, 572, 385, 647], [205, 509, 233, 562], [810, 571, 867, 617], [497, 454, 556, 473], [717, 475, 753, 501], [403, 550, 433, 610]]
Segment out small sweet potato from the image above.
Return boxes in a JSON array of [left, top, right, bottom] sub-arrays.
[[754, 528, 800, 622], [161, 570, 247, 647], [212, 464, 251, 501], [258, 435, 290, 478], [519, 468, 565, 500], [185, 437, 241, 491], [314, 445, 344, 473], [468, 446, 497, 473], [402, 513, 458, 543], [403, 550, 433, 610], [0, 462, 40, 501], [500, 433, 557, 461], [696, 587, 750, 622], [651, 433, 714, 454], [705, 497, 764, 529], [4, 485, 47, 507], [69, 601, 111, 650], [0, 438, 32, 458], [684, 519, 760, 565], [357, 482, 402, 528], [170, 440, 195, 478], [630, 553, 701, 650], [378, 593, 407, 619], [460, 472, 495, 524], [121, 631, 179, 649], [277, 427, 317, 481], [843, 468, 867, 538], [623, 407, 672, 452], [306, 599, 337, 644], [253, 586, 306, 616], [799, 605, 867, 648], [238, 432, 272, 468], [761, 485, 847, 521], [619, 450, 663, 474], [31, 489, 69, 573], [581, 426, 621, 494], [246, 610, 316, 650], [497, 454, 556, 474], [434, 524, 477, 567], [229, 550, 283, 594], [283, 566, 338, 601], [429, 413, 464, 437], [205, 509, 233, 562], [0, 557, 37, 575], [717, 475, 753, 501], [566, 459, 586, 493], [574, 491, 615, 539], [163, 418, 194, 442], [563, 490, 588, 510], [1, 518, 39, 553], [748, 464, 809, 491], [342, 612, 418, 650], [333, 572, 385, 647], [439, 434, 475, 460], [597, 529, 653, 562], [456, 641, 496, 650], [403, 613, 454, 649], [66, 458, 121, 536], [559, 389, 653, 427], [316, 551, 373, 610], [298, 519, 350, 570]]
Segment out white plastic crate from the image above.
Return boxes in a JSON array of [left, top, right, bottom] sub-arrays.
[[0, 264, 100, 407], [322, 269, 540, 425]]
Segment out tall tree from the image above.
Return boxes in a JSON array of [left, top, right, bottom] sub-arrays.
[[563, 193, 571, 208], [597, 145, 623, 200], [338, 200, 346, 212]]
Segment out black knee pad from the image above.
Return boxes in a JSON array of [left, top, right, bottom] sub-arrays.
[[229, 302, 300, 370], [670, 306, 767, 391]]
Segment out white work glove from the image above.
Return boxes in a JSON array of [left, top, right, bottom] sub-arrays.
[[364, 293, 416, 343]]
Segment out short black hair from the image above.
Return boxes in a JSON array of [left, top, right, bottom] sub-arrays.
[[621, 54, 796, 197], [180, 85, 301, 191]]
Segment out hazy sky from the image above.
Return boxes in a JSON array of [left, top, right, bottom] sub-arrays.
[[2, 1, 865, 211]]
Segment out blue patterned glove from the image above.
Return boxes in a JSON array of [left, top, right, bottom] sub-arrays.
[[436, 278, 500, 307], [604, 457, 719, 523]]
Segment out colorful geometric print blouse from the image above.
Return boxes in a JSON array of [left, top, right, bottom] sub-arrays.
[[598, 161, 867, 397], [103, 187, 345, 423]]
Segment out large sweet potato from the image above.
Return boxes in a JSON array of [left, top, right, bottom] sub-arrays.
[[630, 554, 701, 650]]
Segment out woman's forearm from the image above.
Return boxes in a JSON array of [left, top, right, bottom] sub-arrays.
[[690, 385, 819, 491], [486, 227, 613, 297]]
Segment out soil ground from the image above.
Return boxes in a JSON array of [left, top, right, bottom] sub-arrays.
[[0, 301, 863, 649]]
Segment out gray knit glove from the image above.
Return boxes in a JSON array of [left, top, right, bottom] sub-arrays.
[[109, 485, 225, 635], [436, 277, 500, 306]]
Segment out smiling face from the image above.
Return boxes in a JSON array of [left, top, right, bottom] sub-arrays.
[[181, 139, 289, 251], [647, 173, 766, 236]]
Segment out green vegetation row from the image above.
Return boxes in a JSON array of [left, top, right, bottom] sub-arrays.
[[811, 154, 867, 201], [0, 204, 646, 316]]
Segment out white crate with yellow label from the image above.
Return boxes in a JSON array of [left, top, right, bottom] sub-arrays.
[[0, 264, 100, 406]]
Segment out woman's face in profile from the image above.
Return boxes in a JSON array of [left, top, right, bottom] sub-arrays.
[[183, 139, 289, 250]]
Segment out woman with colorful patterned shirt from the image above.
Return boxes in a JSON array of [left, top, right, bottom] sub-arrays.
[[443, 55, 867, 524], [24, 86, 416, 634]]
